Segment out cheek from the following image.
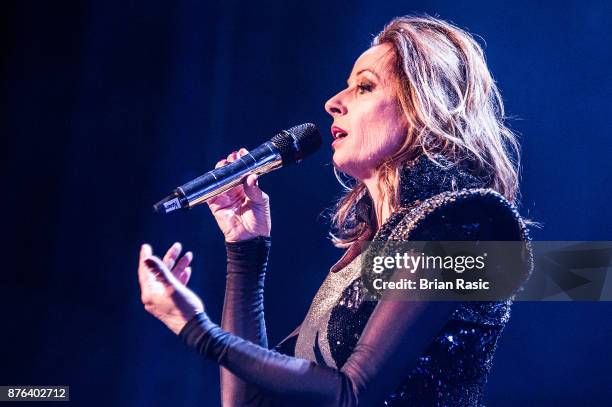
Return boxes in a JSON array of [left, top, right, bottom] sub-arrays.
[[332, 97, 407, 179], [356, 101, 406, 157]]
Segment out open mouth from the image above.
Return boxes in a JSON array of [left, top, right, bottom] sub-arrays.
[[331, 126, 349, 141]]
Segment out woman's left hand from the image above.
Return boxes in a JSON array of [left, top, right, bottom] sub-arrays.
[[138, 242, 205, 335]]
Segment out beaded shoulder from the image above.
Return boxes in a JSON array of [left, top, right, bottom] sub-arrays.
[[382, 188, 533, 326], [387, 188, 531, 243]]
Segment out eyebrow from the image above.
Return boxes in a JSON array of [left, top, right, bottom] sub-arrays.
[[347, 69, 381, 86]]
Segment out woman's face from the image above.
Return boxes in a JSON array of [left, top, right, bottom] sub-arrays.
[[325, 43, 408, 180]]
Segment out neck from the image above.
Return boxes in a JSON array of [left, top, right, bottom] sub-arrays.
[[355, 154, 487, 237], [362, 172, 391, 230]]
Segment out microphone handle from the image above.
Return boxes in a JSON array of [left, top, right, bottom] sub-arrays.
[[155, 142, 282, 214]]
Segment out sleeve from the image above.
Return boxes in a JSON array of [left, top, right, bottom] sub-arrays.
[[183, 192, 530, 406], [181, 301, 458, 406], [219, 236, 271, 406]]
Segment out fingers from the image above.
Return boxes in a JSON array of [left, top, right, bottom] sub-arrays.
[[163, 242, 182, 270], [215, 158, 228, 169], [233, 148, 266, 204], [178, 266, 192, 285], [228, 150, 239, 162], [214, 151, 238, 169], [174, 251, 193, 271], [140, 243, 152, 262], [208, 147, 269, 210], [163, 243, 194, 280], [138, 243, 193, 289], [214, 149, 245, 169], [207, 150, 247, 210], [138, 244, 153, 286], [243, 174, 266, 203], [143, 256, 175, 286], [172, 251, 193, 283]]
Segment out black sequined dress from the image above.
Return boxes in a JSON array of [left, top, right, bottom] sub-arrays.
[[180, 155, 532, 406]]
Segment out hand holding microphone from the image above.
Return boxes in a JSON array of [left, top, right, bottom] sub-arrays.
[[153, 123, 320, 213], [207, 148, 272, 242], [153, 123, 321, 242]]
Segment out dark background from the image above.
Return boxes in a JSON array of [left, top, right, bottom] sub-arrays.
[[2, 0, 611, 405]]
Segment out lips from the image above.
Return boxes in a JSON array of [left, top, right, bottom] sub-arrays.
[[331, 125, 349, 140]]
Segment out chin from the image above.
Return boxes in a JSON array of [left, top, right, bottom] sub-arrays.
[[332, 153, 365, 181], [332, 153, 351, 176]]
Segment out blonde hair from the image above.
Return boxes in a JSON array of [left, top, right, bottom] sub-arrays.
[[331, 15, 521, 247]]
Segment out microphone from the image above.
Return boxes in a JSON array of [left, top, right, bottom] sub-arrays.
[[153, 123, 321, 214]]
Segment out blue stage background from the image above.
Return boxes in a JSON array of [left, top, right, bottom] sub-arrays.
[[2, 0, 611, 405]]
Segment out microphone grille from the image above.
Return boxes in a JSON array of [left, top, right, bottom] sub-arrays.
[[271, 123, 321, 165]]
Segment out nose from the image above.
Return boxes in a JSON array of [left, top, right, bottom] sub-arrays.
[[324, 90, 347, 117]]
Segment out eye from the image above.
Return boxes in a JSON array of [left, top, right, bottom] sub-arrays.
[[356, 82, 373, 94]]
